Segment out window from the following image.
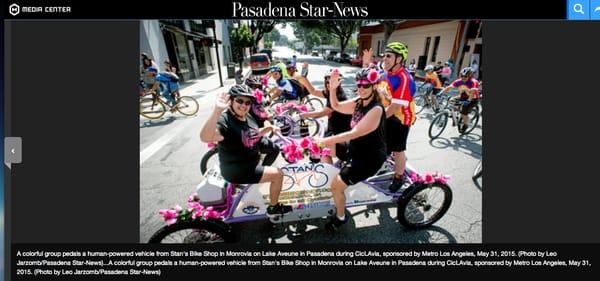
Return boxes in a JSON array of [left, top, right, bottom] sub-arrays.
[[424, 37, 431, 60], [431, 36, 440, 62]]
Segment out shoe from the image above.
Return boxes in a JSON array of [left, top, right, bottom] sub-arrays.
[[459, 124, 468, 133], [266, 203, 293, 217], [388, 173, 410, 193], [325, 215, 348, 231]]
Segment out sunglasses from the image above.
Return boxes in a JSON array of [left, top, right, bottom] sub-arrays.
[[384, 54, 395, 58], [234, 98, 252, 106], [356, 84, 373, 89]]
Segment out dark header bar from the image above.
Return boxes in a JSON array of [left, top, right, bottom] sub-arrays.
[[4, 0, 566, 19]]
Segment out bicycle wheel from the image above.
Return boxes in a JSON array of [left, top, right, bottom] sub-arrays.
[[428, 113, 448, 139], [414, 95, 427, 114], [200, 147, 219, 175], [305, 97, 324, 112], [148, 219, 234, 243], [472, 160, 482, 180], [176, 96, 199, 116], [397, 183, 452, 229], [461, 106, 480, 135], [140, 97, 166, 119]]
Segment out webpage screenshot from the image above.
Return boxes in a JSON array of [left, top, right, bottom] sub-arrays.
[[2, 0, 600, 278]]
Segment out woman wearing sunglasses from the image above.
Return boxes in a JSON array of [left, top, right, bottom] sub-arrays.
[[200, 84, 292, 217], [315, 68, 387, 230]]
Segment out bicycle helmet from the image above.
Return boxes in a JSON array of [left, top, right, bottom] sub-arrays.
[[244, 75, 262, 87], [424, 65, 434, 72], [385, 42, 408, 61], [355, 68, 379, 84], [460, 67, 474, 77], [285, 61, 296, 71], [228, 84, 255, 100], [270, 65, 283, 73]]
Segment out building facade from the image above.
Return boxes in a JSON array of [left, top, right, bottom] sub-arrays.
[[140, 20, 235, 82], [358, 20, 482, 78]]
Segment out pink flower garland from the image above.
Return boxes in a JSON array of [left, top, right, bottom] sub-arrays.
[[409, 171, 451, 185], [281, 137, 331, 164], [275, 102, 308, 115], [158, 194, 226, 225]]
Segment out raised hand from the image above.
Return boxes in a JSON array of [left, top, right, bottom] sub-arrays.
[[362, 48, 373, 66], [215, 92, 230, 111], [329, 70, 341, 92]]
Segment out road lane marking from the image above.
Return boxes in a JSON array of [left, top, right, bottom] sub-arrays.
[[140, 119, 192, 166]]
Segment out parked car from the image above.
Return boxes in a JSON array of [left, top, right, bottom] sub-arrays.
[[325, 51, 338, 61], [311, 50, 319, 57], [334, 53, 351, 64], [350, 56, 362, 66], [250, 53, 271, 75]]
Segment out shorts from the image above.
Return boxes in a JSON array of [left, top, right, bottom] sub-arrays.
[[385, 116, 410, 153], [220, 162, 264, 184], [339, 154, 386, 186], [325, 129, 349, 161], [460, 99, 479, 115]]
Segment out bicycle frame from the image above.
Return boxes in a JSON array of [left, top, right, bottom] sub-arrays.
[[199, 155, 419, 224]]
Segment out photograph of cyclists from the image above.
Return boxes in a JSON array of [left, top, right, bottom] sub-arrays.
[[140, 20, 482, 244]]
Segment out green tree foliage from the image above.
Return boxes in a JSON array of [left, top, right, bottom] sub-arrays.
[[230, 24, 253, 68]]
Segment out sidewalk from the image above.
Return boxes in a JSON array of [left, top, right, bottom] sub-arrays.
[[177, 65, 251, 99]]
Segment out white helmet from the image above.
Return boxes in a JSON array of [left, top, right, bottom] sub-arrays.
[[424, 65, 434, 72]]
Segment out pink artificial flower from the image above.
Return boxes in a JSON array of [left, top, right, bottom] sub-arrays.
[[274, 104, 283, 114], [286, 154, 297, 164], [300, 137, 312, 149], [158, 209, 178, 225], [409, 172, 420, 183], [187, 194, 197, 203], [204, 206, 221, 219], [173, 205, 183, 213], [321, 147, 331, 157], [285, 102, 296, 110], [253, 89, 263, 104], [368, 69, 379, 83], [298, 105, 308, 112], [261, 76, 269, 86], [309, 143, 320, 155], [207, 143, 215, 149], [424, 174, 435, 184], [295, 147, 304, 160]]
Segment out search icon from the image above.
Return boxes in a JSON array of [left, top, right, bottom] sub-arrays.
[[574, 3, 585, 14]]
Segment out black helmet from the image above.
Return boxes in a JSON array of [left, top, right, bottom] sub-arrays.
[[355, 68, 379, 84], [228, 84, 255, 100], [244, 75, 262, 87]]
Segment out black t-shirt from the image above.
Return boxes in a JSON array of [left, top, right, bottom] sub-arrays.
[[216, 110, 262, 166], [324, 88, 352, 134], [348, 99, 387, 161]]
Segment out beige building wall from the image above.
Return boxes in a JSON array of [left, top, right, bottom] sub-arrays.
[[370, 21, 460, 68]]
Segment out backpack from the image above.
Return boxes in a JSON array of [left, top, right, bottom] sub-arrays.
[[288, 78, 310, 99], [157, 71, 180, 82]]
